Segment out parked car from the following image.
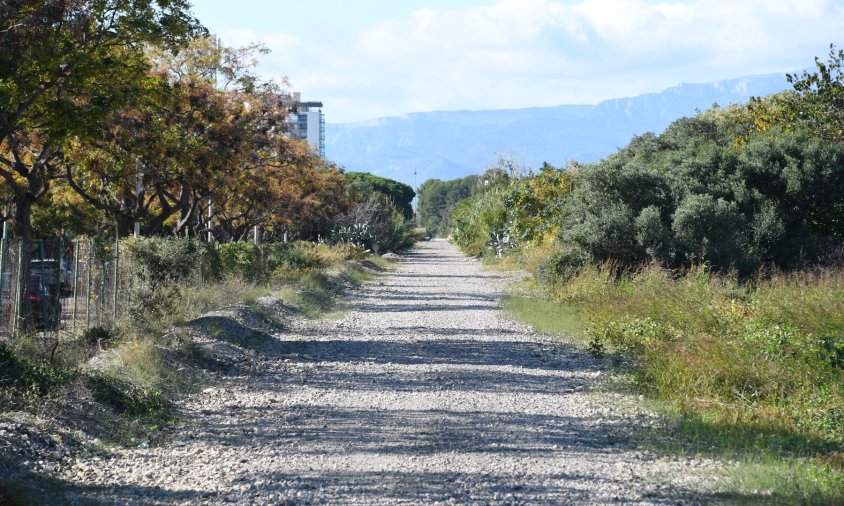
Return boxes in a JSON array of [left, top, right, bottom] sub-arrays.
[[30, 258, 73, 295], [26, 274, 61, 330]]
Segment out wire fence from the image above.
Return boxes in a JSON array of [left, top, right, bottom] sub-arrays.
[[0, 236, 132, 341]]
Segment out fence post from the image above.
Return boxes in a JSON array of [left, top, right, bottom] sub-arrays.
[[85, 242, 92, 328], [51, 240, 61, 333], [72, 239, 80, 332], [39, 240, 48, 331], [0, 235, 6, 314], [13, 241, 23, 333], [99, 256, 105, 324], [112, 236, 119, 320]]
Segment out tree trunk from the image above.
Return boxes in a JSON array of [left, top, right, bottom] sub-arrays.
[[13, 198, 33, 333]]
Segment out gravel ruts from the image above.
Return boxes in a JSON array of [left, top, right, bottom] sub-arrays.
[[62, 239, 718, 504]]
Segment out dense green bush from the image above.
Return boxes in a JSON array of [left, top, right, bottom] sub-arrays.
[[0, 343, 64, 398], [85, 372, 170, 419], [451, 187, 512, 257], [417, 175, 480, 237], [124, 238, 209, 326], [330, 193, 413, 253], [346, 172, 416, 220], [556, 127, 844, 275], [123, 238, 353, 327]]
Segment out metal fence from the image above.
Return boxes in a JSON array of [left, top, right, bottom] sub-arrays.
[[0, 236, 131, 340]]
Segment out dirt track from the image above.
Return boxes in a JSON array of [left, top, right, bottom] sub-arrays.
[[62, 239, 717, 504]]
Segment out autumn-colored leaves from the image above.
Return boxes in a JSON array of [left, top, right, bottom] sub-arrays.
[[1, 3, 353, 244]]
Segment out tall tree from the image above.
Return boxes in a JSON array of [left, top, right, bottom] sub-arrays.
[[0, 0, 202, 326], [785, 43, 844, 143]]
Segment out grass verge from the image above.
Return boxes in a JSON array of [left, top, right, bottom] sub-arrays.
[[502, 268, 844, 503]]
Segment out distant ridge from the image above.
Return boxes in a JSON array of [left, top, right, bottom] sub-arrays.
[[326, 73, 791, 187]]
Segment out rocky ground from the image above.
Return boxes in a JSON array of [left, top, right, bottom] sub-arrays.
[[10, 239, 725, 504]]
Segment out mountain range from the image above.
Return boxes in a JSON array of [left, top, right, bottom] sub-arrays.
[[325, 73, 792, 187]]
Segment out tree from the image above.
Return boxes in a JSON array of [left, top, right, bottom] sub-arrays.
[[0, 0, 202, 327], [345, 172, 415, 219], [63, 38, 286, 238], [741, 44, 844, 146], [417, 175, 478, 236], [785, 43, 844, 143]]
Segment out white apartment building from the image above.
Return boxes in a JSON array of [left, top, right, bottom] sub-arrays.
[[287, 92, 325, 157]]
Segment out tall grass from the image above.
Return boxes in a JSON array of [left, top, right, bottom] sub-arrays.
[[568, 265, 844, 446], [504, 263, 844, 501]]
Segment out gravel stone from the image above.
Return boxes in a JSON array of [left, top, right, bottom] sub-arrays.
[[58, 239, 720, 504]]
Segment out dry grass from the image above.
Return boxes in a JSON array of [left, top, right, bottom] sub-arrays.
[[506, 263, 844, 501]]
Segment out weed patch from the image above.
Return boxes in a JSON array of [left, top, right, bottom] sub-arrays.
[[0, 343, 64, 400], [506, 266, 844, 501], [85, 372, 170, 421]]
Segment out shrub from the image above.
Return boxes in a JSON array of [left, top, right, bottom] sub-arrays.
[[451, 187, 513, 257], [565, 265, 844, 443], [0, 343, 64, 398], [330, 194, 413, 253], [534, 247, 588, 285], [85, 372, 169, 419], [671, 193, 754, 273]]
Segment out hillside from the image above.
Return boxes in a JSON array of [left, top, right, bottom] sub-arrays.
[[326, 73, 790, 186]]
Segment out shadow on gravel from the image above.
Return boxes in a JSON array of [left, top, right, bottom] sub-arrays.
[[260, 337, 599, 372], [192, 406, 633, 455], [189, 316, 274, 349], [363, 293, 497, 303], [269, 365, 594, 394], [243, 470, 635, 503], [64, 483, 204, 505], [392, 273, 509, 280], [354, 302, 498, 313]]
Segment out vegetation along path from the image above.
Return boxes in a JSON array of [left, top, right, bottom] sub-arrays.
[[63, 240, 721, 504]]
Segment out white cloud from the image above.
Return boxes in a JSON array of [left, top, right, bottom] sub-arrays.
[[214, 0, 844, 122]]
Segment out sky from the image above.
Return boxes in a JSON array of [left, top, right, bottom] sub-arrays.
[[189, 0, 844, 123]]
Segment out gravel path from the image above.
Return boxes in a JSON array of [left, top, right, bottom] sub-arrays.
[[62, 239, 717, 504]]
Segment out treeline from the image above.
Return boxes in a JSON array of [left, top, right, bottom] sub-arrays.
[[438, 46, 844, 485], [0, 1, 420, 335], [416, 164, 512, 237], [1, 2, 415, 251], [449, 48, 844, 275]]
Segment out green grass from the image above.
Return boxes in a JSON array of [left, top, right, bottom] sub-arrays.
[[366, 254, 397, 271], [501, 294, 584, 343], [503, 266, 844, 503]]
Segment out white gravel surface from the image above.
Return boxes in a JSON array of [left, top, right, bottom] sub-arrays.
[[61, 239, 720, 504]]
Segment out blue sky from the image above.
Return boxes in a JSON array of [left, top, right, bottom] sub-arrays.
[[190, 0, 844, 123]]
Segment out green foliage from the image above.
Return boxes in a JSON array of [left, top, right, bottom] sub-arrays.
[[124, 237, 208, 327], [671, 194, 752, 271], [534, 248, 588, 285], [330, 193, 413, 253], [506, 162, 574, 245], [448, 162, 573, 258], [784, 43, 844, 144], [215, 242, 267, 281], [451, 187, 513, 257], [0, 343, 64, 399], [85, 372, 170, 420], [557, 127, 844, 274], [124, 237, 206, 287], [565, 266, 844, 445], [346, 172, 416, 220], [417, 175, 479, 237]]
